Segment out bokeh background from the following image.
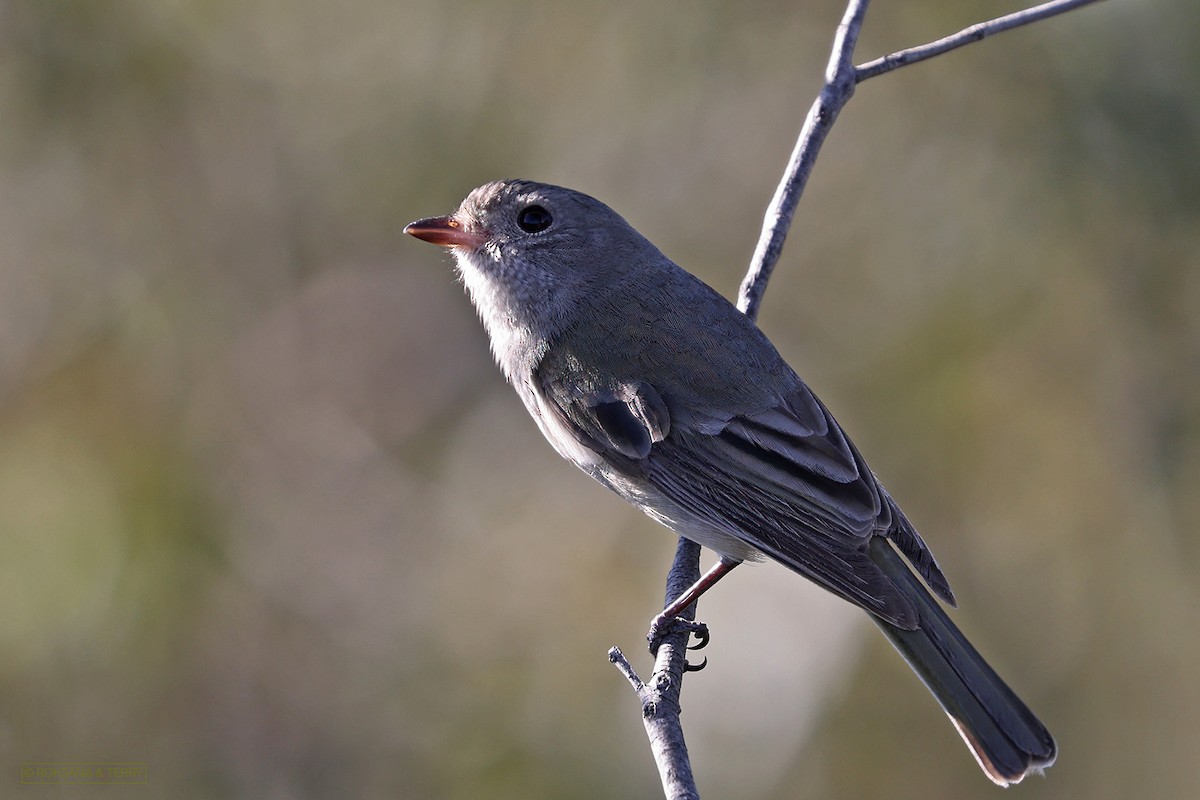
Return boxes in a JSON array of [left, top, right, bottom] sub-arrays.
[[2, 1, 1197, 798]]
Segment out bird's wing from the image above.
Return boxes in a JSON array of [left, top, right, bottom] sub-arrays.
[[536, 374, 672, 460], [536, 361, 953, 628]]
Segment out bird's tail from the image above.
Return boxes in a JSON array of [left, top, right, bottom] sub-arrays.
[[868, 537, 1057, 786]]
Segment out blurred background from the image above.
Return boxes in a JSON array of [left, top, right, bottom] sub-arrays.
[[1, 0, 1197, 797]]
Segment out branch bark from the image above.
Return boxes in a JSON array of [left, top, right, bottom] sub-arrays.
[[616, 1, 1106, 796], [855, 0, 1105, 82], [738, 0, 868, 321], [608, 537, 703, 800], [738, 0, 1107, 318]]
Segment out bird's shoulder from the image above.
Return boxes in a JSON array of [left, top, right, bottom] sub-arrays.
[[544, 266, 798, 423]]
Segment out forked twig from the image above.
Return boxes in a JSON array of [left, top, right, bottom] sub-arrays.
[[618, 1, 1106, 796], [738, 0, 1106, 320]]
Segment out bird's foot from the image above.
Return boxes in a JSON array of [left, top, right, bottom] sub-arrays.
[[647, 614, 710, 661]]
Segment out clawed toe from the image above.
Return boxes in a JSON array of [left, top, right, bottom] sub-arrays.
[[647, 615, 711, 656]]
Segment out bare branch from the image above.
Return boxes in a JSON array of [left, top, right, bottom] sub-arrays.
[[737, 0, 1106, 318], [621, 2, 1105, 796], [856, 0, 1106, 81], [738, 0, 869, 321], [609, 537, 703, 800]]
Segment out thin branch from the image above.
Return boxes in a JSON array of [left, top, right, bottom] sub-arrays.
[[609, 537, 703, 800], [738, 0, 1106, 318], [738, 0, 869, 321], [620, 1, 1105, 797], [856, 0, 1106, 82]]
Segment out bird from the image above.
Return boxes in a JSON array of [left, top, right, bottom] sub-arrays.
[[405, 179, 1056, 785]]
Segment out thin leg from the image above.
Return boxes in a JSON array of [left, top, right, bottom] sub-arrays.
[[647, 557, 741, 654], [661, 557, 740, 619]]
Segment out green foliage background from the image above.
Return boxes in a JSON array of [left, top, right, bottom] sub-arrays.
[[1, 1, 1196, 797]]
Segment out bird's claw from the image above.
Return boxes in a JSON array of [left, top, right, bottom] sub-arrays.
[[646, 615, 711, 656]]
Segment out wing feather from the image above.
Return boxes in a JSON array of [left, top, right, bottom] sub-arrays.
[[532, 354, 953, 624]]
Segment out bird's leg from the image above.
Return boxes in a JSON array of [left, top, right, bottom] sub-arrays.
[[647, 557, 741, 656]]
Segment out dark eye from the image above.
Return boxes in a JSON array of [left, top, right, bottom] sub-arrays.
[[517, 204, 553, 233]]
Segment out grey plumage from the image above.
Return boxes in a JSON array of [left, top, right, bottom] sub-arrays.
[[406, 179, 1057, 785]]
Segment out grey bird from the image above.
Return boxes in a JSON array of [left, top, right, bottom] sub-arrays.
[[406, 179, 1057, 786]]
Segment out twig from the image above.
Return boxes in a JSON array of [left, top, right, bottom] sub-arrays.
[[738, 0, 869, 321], [609, 538, 703, 800], [738, 0, 1107, 319], [856, 0, 1105, 82], [618, 1, 1106, 796]]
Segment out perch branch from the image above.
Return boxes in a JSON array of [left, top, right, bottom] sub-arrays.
[[617, 1, 1106, 797], [609, 537, 703, 800]]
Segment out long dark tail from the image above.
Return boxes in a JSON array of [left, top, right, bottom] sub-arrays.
[[868, 537, 1057, 786]]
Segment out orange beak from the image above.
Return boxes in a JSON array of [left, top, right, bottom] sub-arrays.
[[404, 215, 485, 249]]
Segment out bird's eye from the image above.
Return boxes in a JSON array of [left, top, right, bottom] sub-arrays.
[[517, 205, 553, 233]]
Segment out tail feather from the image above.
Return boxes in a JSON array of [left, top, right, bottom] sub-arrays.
[[868, 537, 1057, 786]]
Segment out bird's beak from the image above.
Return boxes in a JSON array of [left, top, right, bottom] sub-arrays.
[[404, 215, 485, 249]]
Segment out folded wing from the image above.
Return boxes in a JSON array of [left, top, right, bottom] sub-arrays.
[[536, 361, 953, 628]]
